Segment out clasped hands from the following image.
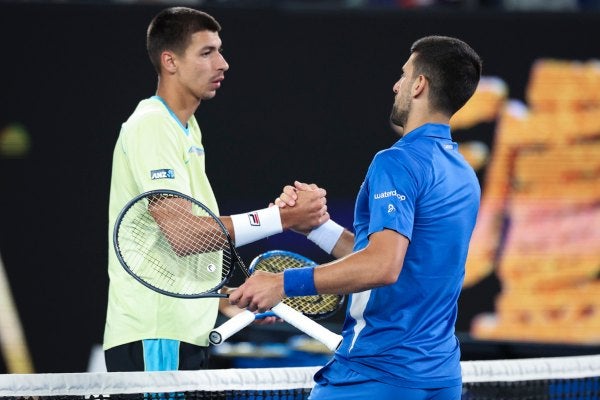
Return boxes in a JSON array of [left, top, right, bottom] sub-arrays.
[[229, 181, 326, 312]]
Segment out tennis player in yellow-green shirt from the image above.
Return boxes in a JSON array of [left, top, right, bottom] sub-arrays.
[[104, 7, 330, 372]]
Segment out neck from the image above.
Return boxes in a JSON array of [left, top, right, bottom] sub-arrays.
[[156, 80, 200, 127], [403, 110, 450, 136]]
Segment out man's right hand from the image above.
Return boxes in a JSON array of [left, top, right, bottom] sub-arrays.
[[278, 181, 328, 234]]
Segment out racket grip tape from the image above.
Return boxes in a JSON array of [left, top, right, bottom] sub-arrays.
[[209, 303, 343, 352], [209, 310, 276, 345], [271, 302, 342, 352], [209, 310, 255, 345]]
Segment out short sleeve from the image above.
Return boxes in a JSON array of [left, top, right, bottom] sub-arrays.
[[366, 149, 419, 241], [121, 112, 191, 194]]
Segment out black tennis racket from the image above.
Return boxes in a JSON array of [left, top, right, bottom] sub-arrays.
[[209, 250, 343, 350], [113, 189, 242, 298], [114, 190, 342, 351]]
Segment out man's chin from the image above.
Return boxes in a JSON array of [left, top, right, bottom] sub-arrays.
[[202, 93, 217, 100], [390, 120, 405, 137]]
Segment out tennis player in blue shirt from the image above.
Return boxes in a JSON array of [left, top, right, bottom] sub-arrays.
[[230, 35, 482, 400]]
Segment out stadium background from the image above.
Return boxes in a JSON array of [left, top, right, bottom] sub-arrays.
[[0, 2, 598, 373]]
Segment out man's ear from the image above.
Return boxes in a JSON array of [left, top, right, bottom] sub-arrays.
[[161, 51, 177, 74], [412, 74, 427, 97]]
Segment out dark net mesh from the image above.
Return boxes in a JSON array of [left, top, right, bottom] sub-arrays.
[[463, 377, 600, 399]]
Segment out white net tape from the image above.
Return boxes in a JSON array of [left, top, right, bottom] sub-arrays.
[[1, 355, 599, 397]]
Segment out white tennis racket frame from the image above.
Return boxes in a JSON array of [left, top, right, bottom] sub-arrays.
[[210, 303, 342, 351]]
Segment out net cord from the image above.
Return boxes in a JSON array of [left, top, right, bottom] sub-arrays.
[[1, 355, 599, 396], [0, 367, 319, 396], [461, 353, 600, 382]]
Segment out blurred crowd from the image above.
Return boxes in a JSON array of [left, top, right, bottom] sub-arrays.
[[172, 0, 600, 11], [352, 0, 600, 10], [12, 0, 598, 11]]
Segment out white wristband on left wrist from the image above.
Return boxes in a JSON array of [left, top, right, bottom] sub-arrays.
[[231, 206, 283, 247], [307, 219, 344, 254]]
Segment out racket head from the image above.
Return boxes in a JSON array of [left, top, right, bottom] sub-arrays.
[[249, 250, 344, 320], [113, 189, 242, 298]]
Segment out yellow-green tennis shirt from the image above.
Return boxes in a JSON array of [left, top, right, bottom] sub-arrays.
[[104, 96, 220, 350]]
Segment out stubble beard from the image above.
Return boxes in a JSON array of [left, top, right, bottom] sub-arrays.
[[389, 99, 411, 138]]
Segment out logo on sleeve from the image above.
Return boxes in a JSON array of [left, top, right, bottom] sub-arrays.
[[248, 213, 260, 226], [188, 146, 205, 156], [374, 190, 406, 201], [150, 169, 175, 180]]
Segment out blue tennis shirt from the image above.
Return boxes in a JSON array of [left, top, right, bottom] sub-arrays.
[[334, 123, 480, 388]]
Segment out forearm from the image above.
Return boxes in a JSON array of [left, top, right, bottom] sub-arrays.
[[330, 229, 354, 259], [313, 249, 393, 295], [304, 229, 407, 295], [219, 216, 235, 240], [228, 230, 407, 313]]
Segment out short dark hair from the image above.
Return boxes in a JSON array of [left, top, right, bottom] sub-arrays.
[[147, 7, 221, 74], [410, 36, 482, 116]]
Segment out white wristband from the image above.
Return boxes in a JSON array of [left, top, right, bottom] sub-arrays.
[[307, 220, 344, 254], [231, 206, 283, 247]]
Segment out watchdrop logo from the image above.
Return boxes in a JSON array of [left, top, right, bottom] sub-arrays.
[[373, 190, 406, 201]]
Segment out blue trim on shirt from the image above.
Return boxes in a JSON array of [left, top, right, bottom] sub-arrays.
[[152, 95, 190, 136]]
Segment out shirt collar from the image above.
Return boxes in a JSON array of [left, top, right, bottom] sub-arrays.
[[151, 95, 190, 136], [393, 123, 451, 147]]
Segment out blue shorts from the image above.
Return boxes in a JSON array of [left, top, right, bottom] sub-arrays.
[[309, 359, 462, 400]]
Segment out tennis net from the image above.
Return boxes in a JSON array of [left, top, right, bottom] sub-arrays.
[[0, 354, 598, 399]]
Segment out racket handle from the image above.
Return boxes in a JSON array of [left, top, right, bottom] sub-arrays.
[[209, 310, 255, 345], [209, 310, 276, 345], [209, 303, 343, 352], [272, 302, 342, 352]]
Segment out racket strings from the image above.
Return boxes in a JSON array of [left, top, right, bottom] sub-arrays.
[[117, 193, 233, 296], [253, 255, 341, 318]]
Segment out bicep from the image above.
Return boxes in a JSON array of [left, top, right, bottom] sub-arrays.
[[316, 229, 408, 294], [365, 229, 409, 280]]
